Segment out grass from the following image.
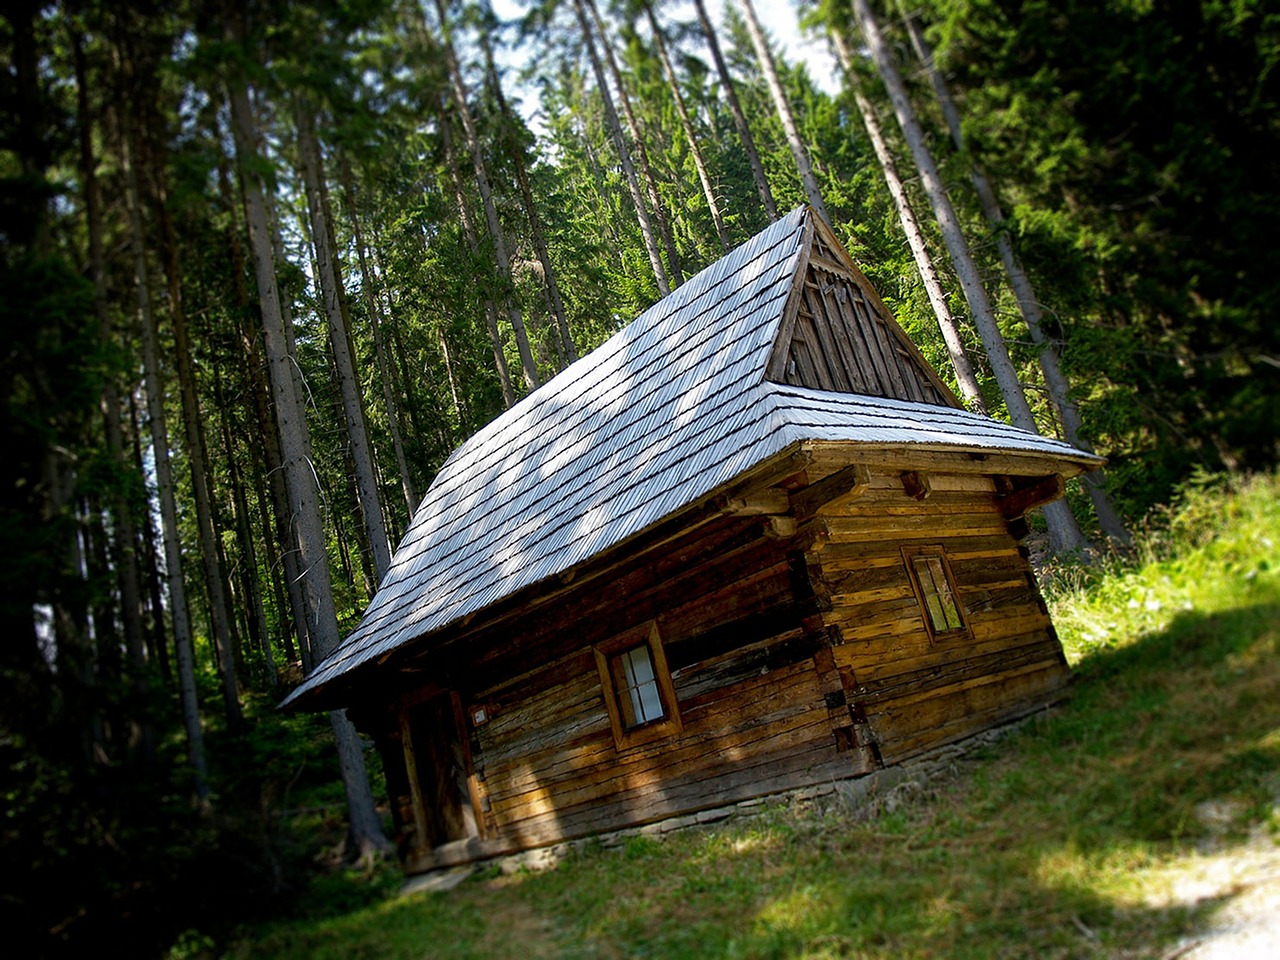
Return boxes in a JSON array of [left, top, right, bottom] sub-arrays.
[[228, 472, 1280, 959]]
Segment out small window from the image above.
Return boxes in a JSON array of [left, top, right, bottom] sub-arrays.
[[595, 622, 681, 749], [902, 545, 968, 641], [610, 644, 666, 728]]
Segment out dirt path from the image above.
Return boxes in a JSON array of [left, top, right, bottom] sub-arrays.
[[1160, 804, 1280, 959]]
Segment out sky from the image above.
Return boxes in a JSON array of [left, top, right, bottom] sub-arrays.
[[487, 0, 840, 136]]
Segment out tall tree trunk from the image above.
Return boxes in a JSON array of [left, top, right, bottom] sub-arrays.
[[296, 101, 393, 582], [692, 0, 777, 221], [141, 118, 246, 729], [830, 31, 986, 412], [215, 143, 303, 666], [477, 24, 577, 365], [74, 35, 147, 687], [266, 177, 321, 672], [228, 68, 389, 858], [739, 0, 831, 227], [584, 0, 684, 286], [129, 391, 172, 686], [215, 363, 276, 690], [569, 0, 673, 295], [438, 328, 465, 420], [120, 109, 208, 800], [44, 448, 95, 760], [434, 83, 516, 410], [432, 0, 540, 391], [901, 12, 1129, 545], [643, 0, 730, 252], [338, 152, 419, 515], [849, 0, 1087, 555]]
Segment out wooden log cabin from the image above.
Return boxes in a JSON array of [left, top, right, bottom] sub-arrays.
[[283, 207, 1102, 874]]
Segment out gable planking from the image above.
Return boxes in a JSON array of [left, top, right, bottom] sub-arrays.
[[767, 218, 960, 408]]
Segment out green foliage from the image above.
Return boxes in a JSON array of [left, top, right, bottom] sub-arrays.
[[1045, 470, 1280, 658]]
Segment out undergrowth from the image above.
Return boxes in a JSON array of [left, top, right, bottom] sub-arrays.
[[227, 472, 1280, 959]]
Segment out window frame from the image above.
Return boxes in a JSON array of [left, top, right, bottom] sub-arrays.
[[901, 544, 969, 643], [594, 621, 682, 750]]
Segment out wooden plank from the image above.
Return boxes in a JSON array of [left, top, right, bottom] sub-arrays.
[[672, 626, 818, 702], [809, 216, 963, 410], [829, 582, 916, 609], [969, 608, 1053, 644], [808, 250, 861, 282], [830, 608, 926, 643], [823, 512, 1009, 541], [788, 330, 822, 388], [802, 284, 854, 392], [492, 722, 840, 827], [820, 496, 1000, 519], [481, 647, 824, 801], [489, 704, 831, 823], [841, 290, 894, 396], [403, 733, 874, 875], [869, 662, 1069, 761], [867, 311, 915, 401], [399, 710, 431, 858], [451, 690, 487, 841], [806, 442, 1095, 480], [949, 553, 1035, 584], [485, 743, 865, 857], [816, 561, 906, 596], [836, 627, 1059, 687], [795, 310, 837, 391], [487, 687, 826, 813], [853, 636, 1066, 704], [765, 214, 818, 381], [813, 280, 870, 394]]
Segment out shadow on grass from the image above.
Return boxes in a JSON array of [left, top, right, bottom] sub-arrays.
[[237, 601, 1279, 960]]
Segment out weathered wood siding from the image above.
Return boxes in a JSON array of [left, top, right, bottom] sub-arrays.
[[811, 466, 1070, 763], [460, 516, 866, 852]]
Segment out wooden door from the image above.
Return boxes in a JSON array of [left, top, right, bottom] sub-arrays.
[[403, 692, 478, 848]]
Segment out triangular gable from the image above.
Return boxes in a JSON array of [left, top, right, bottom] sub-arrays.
[[765, 216, 961, 408]]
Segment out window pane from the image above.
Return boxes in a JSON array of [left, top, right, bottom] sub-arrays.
[[613, 644, 665, 728], [911, 554, 964, 635]]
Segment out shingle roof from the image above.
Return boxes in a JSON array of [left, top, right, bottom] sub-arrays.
[[283, 207, 1099, 708]]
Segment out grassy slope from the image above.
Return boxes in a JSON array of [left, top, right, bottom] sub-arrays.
[[231, 474, 1280, 959]]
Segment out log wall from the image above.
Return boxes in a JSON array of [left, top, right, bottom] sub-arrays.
[[461, 517, 866, 854], [811, 465, 1070, 763]]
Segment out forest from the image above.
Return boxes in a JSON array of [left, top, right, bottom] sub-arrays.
[[2, 0, 1277, 956]]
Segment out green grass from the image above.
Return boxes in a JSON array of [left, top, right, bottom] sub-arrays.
[[228, 473, 1280, 959]]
